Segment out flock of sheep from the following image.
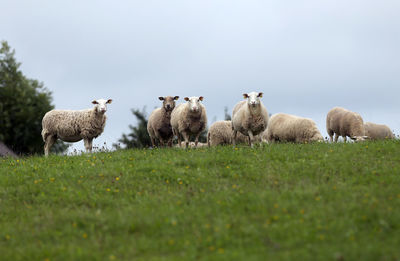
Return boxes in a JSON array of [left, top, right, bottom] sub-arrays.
[[40, 93, 395, 156]]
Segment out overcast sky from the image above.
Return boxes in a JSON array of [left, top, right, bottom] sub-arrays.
[[2, 0, 399, 151]]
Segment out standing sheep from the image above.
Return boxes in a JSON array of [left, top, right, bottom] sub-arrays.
[[207, 120, 253, 146], [171, 96, 207, 148], [364, 122, 395, 140], [147, 96, 179, 147], [232, 92, 269, 147], [265, 113, 323, 143], [326, 107, 367, 142], [41, 99, 112, 156]]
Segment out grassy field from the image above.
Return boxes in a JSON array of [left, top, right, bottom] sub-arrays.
[[1, 141, 400, 261]]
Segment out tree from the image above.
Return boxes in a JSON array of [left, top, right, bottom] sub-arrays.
[[0, 41, 68, 155], [115, 108, 152, 149], [224, 106, 231, 121]]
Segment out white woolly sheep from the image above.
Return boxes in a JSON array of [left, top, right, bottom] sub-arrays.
[[170, 96, 207, 148], [326, 107, 367, 142], [232, 92, 269, 147], [147, 96, 179, 147], [265, 113, 323, 143], [207, 120, 254, 146], [41, 99, 112, 156], [364, 122, 394, 140]]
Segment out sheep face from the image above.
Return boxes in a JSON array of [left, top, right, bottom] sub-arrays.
[[184, 96, 204, 113], [311, 133, 324, 142], [92, 99, 112, 114], [351, 136, 369, 142], [243, 92, 263, 108], [159, 96, 179, 111]]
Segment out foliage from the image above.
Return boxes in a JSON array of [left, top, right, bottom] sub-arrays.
[[115, 108, 151, 149], [224, 106, 231, 121], [1, 140, 400, 260], [0, 41, 68, 155]]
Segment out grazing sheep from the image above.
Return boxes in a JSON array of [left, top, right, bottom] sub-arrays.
[[207, 120, 251, 146], [41, 99, 112, 156], [364, 122, 395, 140], [232, 92, 269, 147], [265, 113, 323, 143], [171, 96, 207, 148], [147, 96, 179, 147], [326, 107, 367, 142]]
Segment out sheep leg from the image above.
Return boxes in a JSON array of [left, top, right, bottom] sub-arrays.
[[343, 136, 347, 143], [84, 138, 93, 153], [334, 134, 339, 143], [194, 133, 201, 147], [150, 136, 156, 148], [233, 130, 238, 146], [159, 139, 165, 147], [182, 132, 190, 149], [44, 135, 57, 157], [328, 130, 334, 143], [167, 138, 173, 147], [248, 130, 254, 148], [174, 128, 182, 148]]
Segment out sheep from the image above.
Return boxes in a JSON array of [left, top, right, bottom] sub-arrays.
[[326, 107, 368, 142], [364, 122, 395, 140], [41, 99, 112, 156], [147, 96, 179, 147], [232, 92, 269, 147], [207, 120, 252, 146], [170, 96, 207, 148], [265, 113, 323, 143]]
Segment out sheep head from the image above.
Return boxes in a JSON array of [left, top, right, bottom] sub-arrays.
[[184, 96, 204, 113], [92, 99, 112, 114], [350, 136, 369, 142], [159, 96, 179, 111], [243, 92, 263, 108]]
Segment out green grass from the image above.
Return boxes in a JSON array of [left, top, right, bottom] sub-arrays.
[[1, 141, 400, 261]]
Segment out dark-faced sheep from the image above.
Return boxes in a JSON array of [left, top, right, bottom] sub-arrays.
[[147, 96, 179, 147]]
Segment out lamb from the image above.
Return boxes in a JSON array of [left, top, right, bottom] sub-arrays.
[[207, 120, 252, 146], [41, 99, 112, 156], [265, 113, 323, 143], [364, 122, 395, 140], [232, 92, 269, 147], [170, 96, 207, 148], [326, 107, 368, 142], [147, 96, 179, 147]]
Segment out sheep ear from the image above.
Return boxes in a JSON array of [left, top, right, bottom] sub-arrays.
[[159, 97, 164, 101], [106, 99, 113, 104], [174, 96, 179, 100], [199, 96, 204, 101], [243, 93, 249, 99], [258, 92, 263, 98], [92, 100, 98, 104], [184, 97, 189, 101]]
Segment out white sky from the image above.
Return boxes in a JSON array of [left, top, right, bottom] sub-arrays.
[[2, 0, 399, 151]]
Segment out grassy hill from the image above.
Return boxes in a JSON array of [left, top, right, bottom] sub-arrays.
[[1, 141, 400, 260]]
